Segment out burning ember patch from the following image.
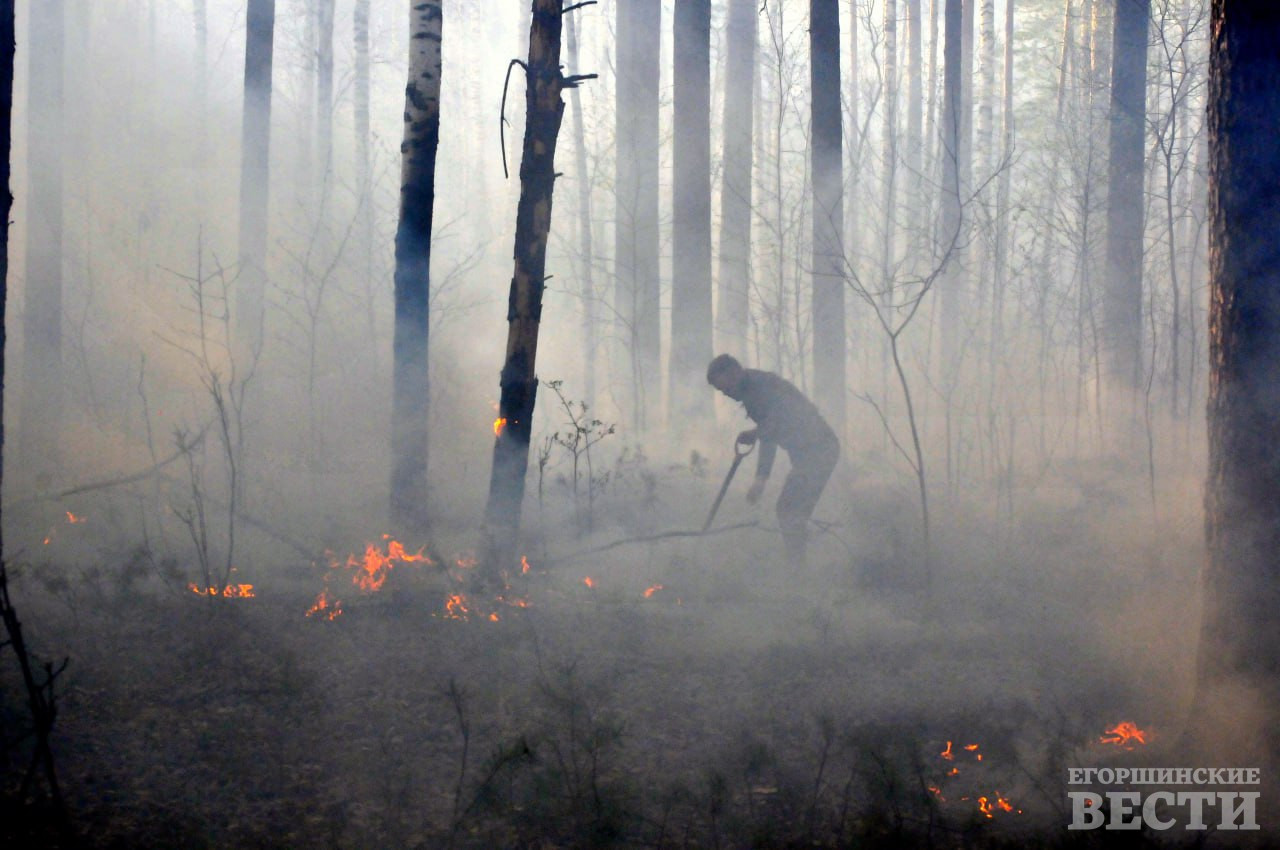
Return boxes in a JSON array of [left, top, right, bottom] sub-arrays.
[[189, 583, 256, 598], [933, 739, 1021, 819], [66, 511, 87, 524], [583, 576, 595, 589], [1099, 721, 1148, 749], [643, 584, 663, 598], [305, 589, 342, 620], [493, 417, 508, 437]]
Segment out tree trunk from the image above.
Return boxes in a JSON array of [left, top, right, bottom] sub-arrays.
[[882, 0, 898, 302], [716, 0, 755, 359], [991, 0, 1012, 370], [1, 0, 13, 517], [939, 0, 962, 363], [236, 0, 275, 353], [354, 0, 372, 304], [906, 0, 922, 248], [481, 0, 575, 579], [564, 10, 596, 409], [316, 0, 336, 179], [19, 0, 65, 482], [1102, 0, 1149, 406], [390, 0, 442, 533], [671, 0, 713, 427], [614, 0, 660, 433], [1197, 0, 1280, 767], [810, 0, 846, 433]]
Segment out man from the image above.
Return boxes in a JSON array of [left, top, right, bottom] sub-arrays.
[[706, 354, 839, 565]]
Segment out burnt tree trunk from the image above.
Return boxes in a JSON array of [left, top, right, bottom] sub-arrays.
[[716, 0, 755, 359], [671, 0, 713, 426], [390, 0, 442, 533], [236, 0, 275, 352], [2, 0, 12, 510], [19, 0, 64, 482], [481, 0, 582, 579], [810, 0, 846, 432], [1197, 0, 1280, 767], [1103, 0, 1150, 409]]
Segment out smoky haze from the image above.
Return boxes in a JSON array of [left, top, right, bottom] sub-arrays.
[[2, 0, 1261, 847]]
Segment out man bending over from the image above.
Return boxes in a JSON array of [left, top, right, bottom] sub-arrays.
[[706, 354, 840, 565]]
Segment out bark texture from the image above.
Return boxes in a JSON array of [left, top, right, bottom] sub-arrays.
[[482, 0, 573, 578], [390, 0, 443, 532], [1199, 0, 1280, 765]]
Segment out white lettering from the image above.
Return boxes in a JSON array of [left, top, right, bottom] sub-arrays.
[[1068, 792, 1104, 830]]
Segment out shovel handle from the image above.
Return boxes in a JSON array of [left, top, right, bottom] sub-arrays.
[[702, 440, 756, 534]]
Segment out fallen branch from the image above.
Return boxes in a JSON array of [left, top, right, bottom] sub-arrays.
[[5, 424, 209, 510], [548, 520, 760, 565]]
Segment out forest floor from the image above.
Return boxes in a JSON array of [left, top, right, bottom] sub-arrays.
[[0, 467, 1214, 848]]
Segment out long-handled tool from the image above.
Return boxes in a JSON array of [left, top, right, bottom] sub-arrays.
[[701, 440, 755, 533]]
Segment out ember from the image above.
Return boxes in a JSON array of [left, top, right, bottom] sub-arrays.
[[306, 589, 342, 620], [493, 417, 507, 437], [643, 584, 663, 598], [189, 583, 256, 598], [1099, 721, 1148, 749]]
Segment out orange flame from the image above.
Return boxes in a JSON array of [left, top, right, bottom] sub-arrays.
[[1099, 721, 1148, 748], [940, 741, 954, 761], [66, 511, 86, 524], [978, 796, 993, 819], [963, 744, 979, 752], [493, 417, 508, 437], [333, 537, 433, 592], [445, 593, 470, 620], [643, 584, 664, 598], [583, 576, 595, 589], [927, 785, 945, 802], [306, 589, 343, 620], [521, 555, 532, 574]]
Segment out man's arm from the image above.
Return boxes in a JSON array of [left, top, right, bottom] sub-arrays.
[[747, 439, 775, 504]]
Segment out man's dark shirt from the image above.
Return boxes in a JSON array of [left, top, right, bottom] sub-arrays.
[[725, 369, 837, 478]]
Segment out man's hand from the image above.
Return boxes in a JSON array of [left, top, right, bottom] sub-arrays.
[[746, 475, 767, 505], [736, 428, 759, 447]]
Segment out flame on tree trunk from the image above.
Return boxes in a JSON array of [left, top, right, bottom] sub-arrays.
[[481, 0, 586, 580]]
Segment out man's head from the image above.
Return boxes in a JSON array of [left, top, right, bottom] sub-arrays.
[[707, 353, 745, 399]]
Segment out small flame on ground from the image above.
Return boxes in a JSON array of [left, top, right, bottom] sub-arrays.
[[493, 417, 508, 437], [66, 511, 86, 524], [306, 589, 343, 620], [643, 584, 664, 598], [583, 576, 595, 589], [1099, 721, 1148, 748], [189, 583, 256, 598], [927, 785, 945, 802], [521, 555, 532, 574], [940, 741, 954, 761], [445, 593, 470, 620]]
